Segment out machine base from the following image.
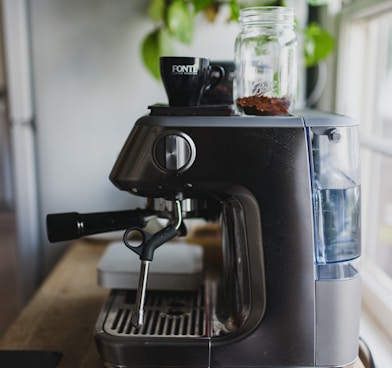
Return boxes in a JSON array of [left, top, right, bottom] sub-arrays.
[[94, 289, 360, 368]]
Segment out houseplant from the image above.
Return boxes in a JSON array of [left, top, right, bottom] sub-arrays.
[[141, 0, 334, 79]]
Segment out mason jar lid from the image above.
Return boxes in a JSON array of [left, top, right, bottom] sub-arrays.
[[239, 6, 294, 25]]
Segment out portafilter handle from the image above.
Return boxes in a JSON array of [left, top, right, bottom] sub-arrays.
[[46, 209, 152, 243]]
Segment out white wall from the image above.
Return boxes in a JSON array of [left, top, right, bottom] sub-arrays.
[[0, 12, 13, 208], [28, 0, 239, 274]]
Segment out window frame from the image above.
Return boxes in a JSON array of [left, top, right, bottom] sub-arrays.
[[335, 0, 392, 341]]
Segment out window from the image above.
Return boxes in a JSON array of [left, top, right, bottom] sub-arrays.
[[336, 0, 392, 339]]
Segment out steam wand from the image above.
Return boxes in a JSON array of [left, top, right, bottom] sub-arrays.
[[122, 200, 184, 328]]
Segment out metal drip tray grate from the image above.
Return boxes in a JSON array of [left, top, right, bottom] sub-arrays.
[[103, 289, 207, 337]]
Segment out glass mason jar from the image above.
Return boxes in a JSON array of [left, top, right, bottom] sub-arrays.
[[234, 7, 298, 116]]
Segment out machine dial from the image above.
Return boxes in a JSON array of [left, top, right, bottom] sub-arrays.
[[154, 132, 196, 172]]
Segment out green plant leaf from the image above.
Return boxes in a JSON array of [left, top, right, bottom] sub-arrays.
[[304, 23, 335, 67], [307, 0, 329, 6], [192, 0, 215, 13], [228, 0, 240, 22], [166, 0, 194, 44], [141, 28, 174, 79], [148, 0, 166, 22]]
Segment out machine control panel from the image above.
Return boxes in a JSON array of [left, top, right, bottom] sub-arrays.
[[154, 132, 196, 172]]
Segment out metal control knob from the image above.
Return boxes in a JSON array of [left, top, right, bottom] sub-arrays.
[[154, 132, 196, 172]]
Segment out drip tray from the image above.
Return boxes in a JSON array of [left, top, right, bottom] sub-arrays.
[[103, 289, 208, 338]]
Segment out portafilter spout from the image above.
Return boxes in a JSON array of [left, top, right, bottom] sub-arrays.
[[147, 197, 221, 222]]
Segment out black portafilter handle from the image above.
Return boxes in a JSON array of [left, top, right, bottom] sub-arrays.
[[46, 209, 151, 243]]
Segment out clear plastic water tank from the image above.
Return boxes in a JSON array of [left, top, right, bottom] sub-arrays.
[[309, 124, 361, 280]]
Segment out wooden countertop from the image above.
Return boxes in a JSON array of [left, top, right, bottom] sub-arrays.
[[0, 240, 365, 368], [0, 239, 109, 367]]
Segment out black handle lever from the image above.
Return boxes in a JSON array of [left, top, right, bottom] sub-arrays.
[[46, 209, 150, 243], [123, 225, 179, 261]]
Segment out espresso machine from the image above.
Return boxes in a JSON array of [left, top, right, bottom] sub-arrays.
[[47, 107, 361, 368]]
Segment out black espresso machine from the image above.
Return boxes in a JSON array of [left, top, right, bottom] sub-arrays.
[[47, 107, 361, 368]]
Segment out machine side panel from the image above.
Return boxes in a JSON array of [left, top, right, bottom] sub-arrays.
[[206, 127, 316, 367], [315, 277, 361, 366]]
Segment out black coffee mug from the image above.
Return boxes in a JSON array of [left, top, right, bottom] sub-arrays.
[[201, 61, 235, 105], [160, 56, 225, 106]]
